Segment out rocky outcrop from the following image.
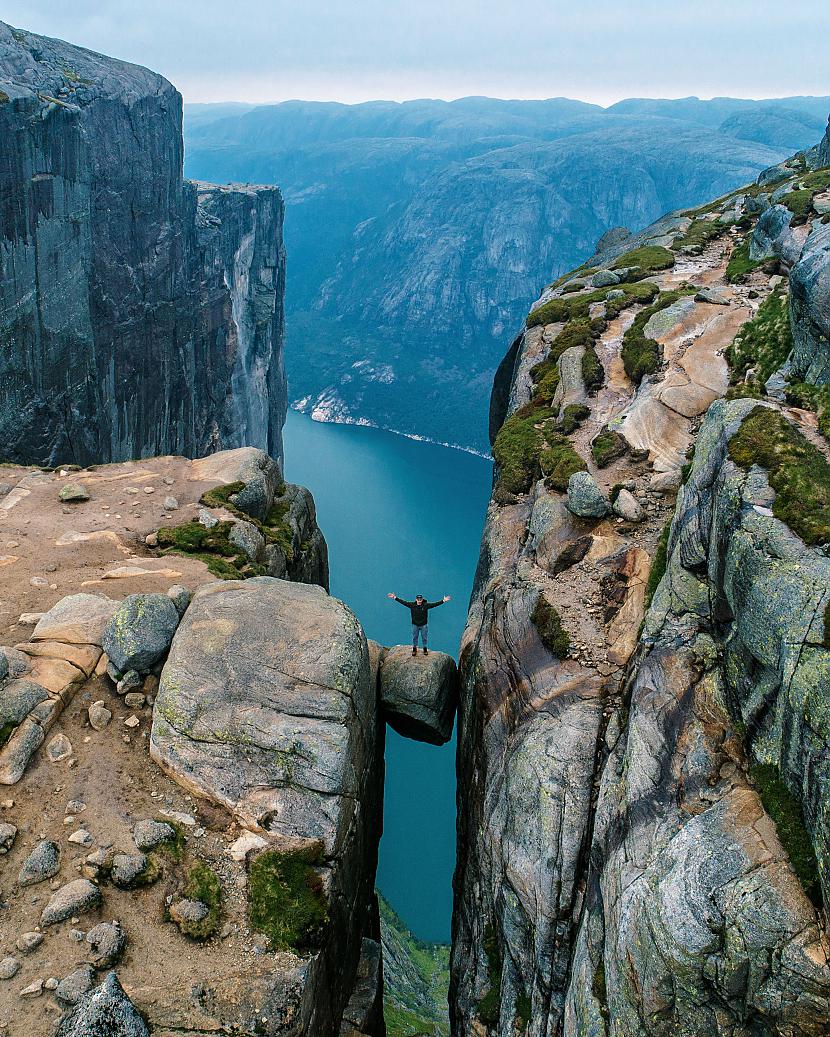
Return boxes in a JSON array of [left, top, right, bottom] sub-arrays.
[[150, 577, 383, 1033], [0, 22, 286, 466], [378, 646, 459, 745], [453, 130, 830, 1036]]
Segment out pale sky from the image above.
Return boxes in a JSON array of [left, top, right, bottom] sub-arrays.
[[5, 1, 829, 106]]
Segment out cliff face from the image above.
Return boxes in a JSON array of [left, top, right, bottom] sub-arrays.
[[453, 134, 830, 1035], [0, 22, 286, 467]]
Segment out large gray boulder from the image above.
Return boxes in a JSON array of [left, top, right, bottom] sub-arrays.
[[789, 220, 830, 384], [56, 971, 149, 1037], [378, 646, 459, 745], [566, 471, 611, 518], [102, 594, 180, 674], [749, 204, 806, 268]]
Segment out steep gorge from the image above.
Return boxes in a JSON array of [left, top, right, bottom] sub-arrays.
[[452, 119, 830, 1035]]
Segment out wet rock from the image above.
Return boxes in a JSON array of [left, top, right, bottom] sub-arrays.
[[59, 484, 90, 503], [132, 819, 174, 851], [0, 822, 17, 853], [566, 471, 611, 518], [41, 879, 102, 926], [56, 964, 96, 1005], [378, 647, 459, 745], [102, 594, 180, 673], [56, 971, 149, 1037], [85, 921, 126, 967], [18, 839, 61, 886]]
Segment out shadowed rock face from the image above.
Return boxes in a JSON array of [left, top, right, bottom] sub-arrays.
[[0, 22, 286, 467]]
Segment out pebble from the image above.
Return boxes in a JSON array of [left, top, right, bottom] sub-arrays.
[[0, 958, 20, 980], [86, 921, 126, 966], [133, 819, 175, 852], [143, 486, 155, 494], [18, 840, 61, 887], [125, 487, 139, 495], [111, 853, 151, 889], [123, 693, 145, 709], [68, 829, 94, 847], [124, 715, 140, 729], [30, 576, 49, 588], [163, 496, 179, 510], [66, 800, 86, 814], [169, 898, 208, 927], [69, 929, 85, 942], [116, 670, 142, 695], [45, 734, 73, 763], [18, 979, 43, 998], [44, 977, 59, 990], [144, 532, 159, 548], [0, 823, 17, 854], [40, 879, 101, 926], [161, 809, 196, 827], [16, 932, 44, 955], [163, 476, 175, 485], [88, 701, 112, 731]]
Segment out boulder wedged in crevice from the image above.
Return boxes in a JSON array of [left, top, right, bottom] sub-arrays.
[[377, 646, 459, 745]]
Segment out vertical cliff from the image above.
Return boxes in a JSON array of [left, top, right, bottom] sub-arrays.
[[453, 135, 830, 1035], [0, 22, 286, 467]]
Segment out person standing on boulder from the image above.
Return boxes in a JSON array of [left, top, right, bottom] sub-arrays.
[[387, 592, 450, 656]]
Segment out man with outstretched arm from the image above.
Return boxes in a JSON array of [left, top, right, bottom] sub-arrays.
[[387, 592, 451, 656]]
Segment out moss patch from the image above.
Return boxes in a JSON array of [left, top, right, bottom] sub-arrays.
[[477, 924, 503, 1027], [156, 520, 265, 580], [612, 245, 675, 277], [492, 407, 553, 495], [673, 219, 725, 251], [785, 382, 830, 442], [0, 722, 16, 748], [728, 406, 830, 546], [557, 404, 591, 435], [727, 290, 793, 389], [725, 240, 763, 284], [199, 483, 293, 559], [248, 845, 328, 951], [526, 281, 658, 329], [750, 763, 821, 904], [531, 594, 570, 657], [644, 519, 672, 610], [581, 344, 604, 390], [0, 90, 9, 104], [621, 291, 687, 384], [174, 860, 222, 939], [530, 318, 605, 402], [541, 434, 587, 492], [591, 427, 628, 468]]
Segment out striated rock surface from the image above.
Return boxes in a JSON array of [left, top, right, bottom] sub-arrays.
[[0, 21, 286, 466]]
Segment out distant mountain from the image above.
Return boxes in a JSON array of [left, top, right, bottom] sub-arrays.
[[184, 95, 830, 451]]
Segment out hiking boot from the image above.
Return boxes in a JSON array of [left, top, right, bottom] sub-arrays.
[[423, 648, 428, 655], [412, 648, 417, 656]]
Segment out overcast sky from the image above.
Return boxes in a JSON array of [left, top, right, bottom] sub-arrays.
[[5, 1, 829, 106]]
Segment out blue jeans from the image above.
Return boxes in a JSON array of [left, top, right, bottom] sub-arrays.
[[412, 623, 428, 649]]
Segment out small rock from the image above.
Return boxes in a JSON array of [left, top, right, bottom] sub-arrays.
[[133, 819, 175, 852], [166, 585, 191, 616], [46, 734, 73, 763], [69, 929, 85, 942], [123, 693, 145, 709], [163, 496, 179, 511], [19, 978, 43, 997], [103, 594, 180, 674], [66, 800, 86, 814], [169, 898, 208, 928], [0, 957, 20, 980], [163, 476, 175, 485], [16, 932, 44, 954], [58, 484, 90, 504], [125, 487, 139, 495], [566, 471, 611, 519], [110, 852, 152, 889], [41, 879, 101, 926], [88, 702, 112, 731], [44, 977, 59, 990], [228, 520, 265, 563], [0, 822, 17, 853], [160, 809, 196, 827], [116, 670, 142, 695], [613, 488, 644, 522], [68, 830, 94, 848], [144, 532, 159, 549], [30, 576, 49, 587], [85, 921, 126, 967], [124, 715, 140, 729], [18, 840, 61, 886], [56, 964, 95, 1005], [695, 286, 730, 305], [226, 830, 267, 862], [591, 269, 620, 288], [18, 613, 44, 625], [198, 507, 219, 528]]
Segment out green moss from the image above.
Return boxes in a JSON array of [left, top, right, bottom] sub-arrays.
[[557, 404, 591, 435], [0, 722, 16, 748], [530, 318, 604, 401], [728, 406, 830, 545], [644, 519, 672, 610], [526, 281, 658, 329], [199, 483, 293, 559], [0, 90, 9, 104], [516, 992, 532, 1027], [492, 407, 553, 495], [785, 382, 830, 441], [725, 239, 763, 284], [541, 434, 587, 491], [673, 218, 724, 251], [153, 818, 186, 862], [176, 860, 222, 939], [750, 763, 821, 904], [561, 281, 584, 293], [612, 245, 675, 277], [782, 189, 814, 222], [156, 520, 265, 580], [621, 291, 684, 384], [531, 594, 570, 657], [477, 924, 503, 1027], [248, 845, 328, 951], [591, 427, 628, 468], [727, 291, 793, 389], [199, 481, 246, 508], [581, 344, 604, 390]]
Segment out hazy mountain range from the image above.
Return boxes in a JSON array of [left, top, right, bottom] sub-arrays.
[[184, 95, 830, 451]]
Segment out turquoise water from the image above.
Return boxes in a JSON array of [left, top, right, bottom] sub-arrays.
[[282, 409, 492, 942]]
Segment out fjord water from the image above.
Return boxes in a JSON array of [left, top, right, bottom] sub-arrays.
[[283, 409, 492, 942]]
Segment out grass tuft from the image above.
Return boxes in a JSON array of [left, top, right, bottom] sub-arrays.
[[785, 383, 830, 442], [621, 291, 687, 384], [176, 860, 222, 940], [725, 239, 763, 284], [673, 219, 725, 251], [591, 428, 628, 468], [728, 406, 830, 546], [531, 594, 570, 658], [557, 404, 591, 435], [644, 519, 672, 610], [492, 407, 554, 495], [541, 434, 587, 492], [727, 291, 793, 389], [248, 845, 329, 951], [612, 245, 675, 277], [526, 282, 657, 329], [581, 345, 604, 390]]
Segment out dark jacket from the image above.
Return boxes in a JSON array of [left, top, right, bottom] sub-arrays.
[[395, 597, 444, 626]]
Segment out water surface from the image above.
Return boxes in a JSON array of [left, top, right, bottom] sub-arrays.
[[283, 409, 492, 942]]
